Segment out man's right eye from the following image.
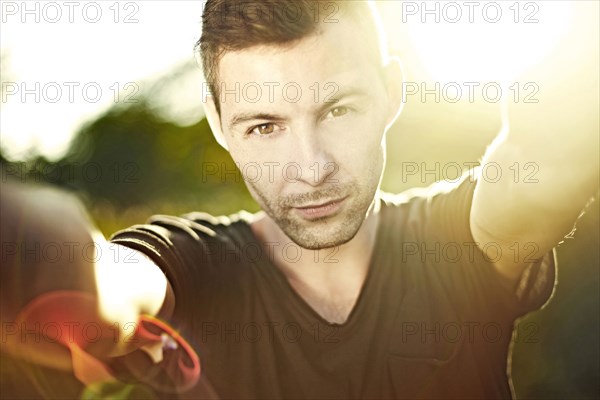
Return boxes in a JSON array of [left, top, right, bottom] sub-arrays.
[[248, 123, 276, 136]]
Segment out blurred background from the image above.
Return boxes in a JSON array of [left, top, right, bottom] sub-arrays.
[[1, 1, 598, 398]]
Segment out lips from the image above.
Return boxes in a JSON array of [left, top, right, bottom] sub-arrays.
[[293, 196, 348, 220]]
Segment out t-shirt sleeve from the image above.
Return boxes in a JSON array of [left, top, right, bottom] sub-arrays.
[[409, 169, 557, 320], [108, 215, 221, 328], [108, 215, 236, 398]]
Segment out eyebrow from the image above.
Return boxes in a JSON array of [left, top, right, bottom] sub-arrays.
[[228, 112, 287, 131], [327, 85, 370, 103], [314, 85, 370, 114]]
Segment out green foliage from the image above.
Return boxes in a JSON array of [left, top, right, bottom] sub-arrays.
[[63, 102, 246, 207]]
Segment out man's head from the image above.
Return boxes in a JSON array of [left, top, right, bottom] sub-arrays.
[[198, 0, 403, 249]]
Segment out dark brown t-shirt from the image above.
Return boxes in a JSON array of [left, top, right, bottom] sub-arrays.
[[110, 174, 556, 399]]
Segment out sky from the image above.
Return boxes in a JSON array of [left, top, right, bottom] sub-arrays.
[[1, 1, 204, 160], [0, 0, 576, 161]]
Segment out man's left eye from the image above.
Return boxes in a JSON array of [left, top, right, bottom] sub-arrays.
[[326, 106, 349, 119], [249, 123, 276, 136]]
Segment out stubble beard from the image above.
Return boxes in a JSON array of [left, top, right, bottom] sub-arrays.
[[249, 181, 375, 250]]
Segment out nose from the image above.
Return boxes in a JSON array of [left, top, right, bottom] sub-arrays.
[[291, 124, 336, 187]]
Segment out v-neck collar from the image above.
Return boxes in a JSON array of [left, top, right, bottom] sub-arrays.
[[240, 198, 387, 330]]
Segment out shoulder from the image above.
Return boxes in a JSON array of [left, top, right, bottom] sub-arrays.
[[381, 167, 478, 207], [111, 209, 256, 245], [378, 170, 478, 231], [108, 210, 259, 314], [108, 209, 258, 280]]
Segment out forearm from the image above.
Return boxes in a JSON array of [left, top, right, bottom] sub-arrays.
[[1, 181, 168, 361], [473, 134, 597, 256]]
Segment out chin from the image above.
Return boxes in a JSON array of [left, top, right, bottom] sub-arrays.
[[280, 211, 364, 250], [291, 233, 357, 251]]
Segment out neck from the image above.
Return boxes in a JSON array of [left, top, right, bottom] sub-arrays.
[[250, 194, 382, 323]]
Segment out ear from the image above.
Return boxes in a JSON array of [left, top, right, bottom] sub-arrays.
[[203, 94, 229, 151], [383, 56, 405, 132]]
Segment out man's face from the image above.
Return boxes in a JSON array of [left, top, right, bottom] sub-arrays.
[[216, 19, 392, 250]]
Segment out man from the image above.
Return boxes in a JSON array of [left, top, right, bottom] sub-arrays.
[[2, 0, 598, 399]]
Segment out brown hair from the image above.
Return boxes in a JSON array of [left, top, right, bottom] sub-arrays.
[[196, 0, 387, 115]]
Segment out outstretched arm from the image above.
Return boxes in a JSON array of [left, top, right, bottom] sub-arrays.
[[470, 1, 599, 281]]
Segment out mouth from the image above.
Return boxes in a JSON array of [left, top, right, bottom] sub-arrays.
[[293, 196, 348, 220]]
